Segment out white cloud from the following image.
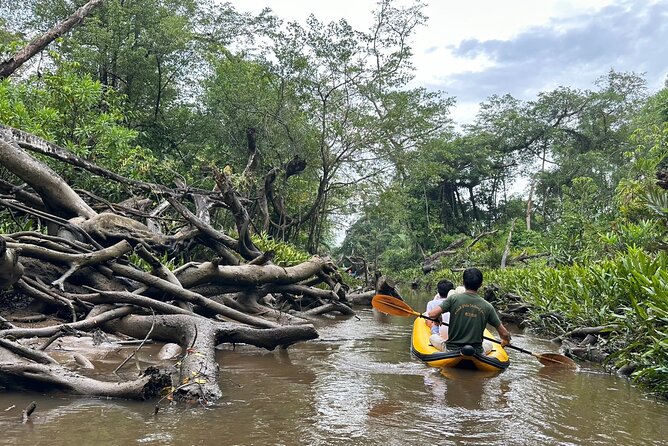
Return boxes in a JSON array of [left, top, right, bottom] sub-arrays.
[[408, 0, 621, 96], [228, 0, 667, 126], [448, 101, 480, 130], [411, 47, 495, 86]]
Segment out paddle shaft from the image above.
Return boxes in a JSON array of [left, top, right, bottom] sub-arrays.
[[420, 312, 574, 366], [372, 295, 508, 347], [372, 294, 577, 368]]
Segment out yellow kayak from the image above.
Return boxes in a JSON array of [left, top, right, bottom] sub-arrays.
[[410, 318, 510, 372]]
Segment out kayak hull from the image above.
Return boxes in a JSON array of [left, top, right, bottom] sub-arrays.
[[410, 318, 510, 371]]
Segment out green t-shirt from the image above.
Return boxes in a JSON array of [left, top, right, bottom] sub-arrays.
[[438, 291, 501, 351]]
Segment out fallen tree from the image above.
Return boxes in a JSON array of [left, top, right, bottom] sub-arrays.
[[420, 229, 550, 275], [0, 124, 364, 405]]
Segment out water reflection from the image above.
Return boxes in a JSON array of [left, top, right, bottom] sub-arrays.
[[218, 345, 317, 386], [370, 308, 394, 327], [0, 397, 157, 446], [439, 368, 506, 410], [0, 293, 667, 446]]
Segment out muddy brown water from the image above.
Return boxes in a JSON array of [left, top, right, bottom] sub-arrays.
[[1, 291, 667, 445]]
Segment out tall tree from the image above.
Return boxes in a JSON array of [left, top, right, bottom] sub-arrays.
[[200, 0, 450, 253]]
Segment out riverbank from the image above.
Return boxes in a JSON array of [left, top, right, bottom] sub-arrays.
[[400, 247, 668, 399]]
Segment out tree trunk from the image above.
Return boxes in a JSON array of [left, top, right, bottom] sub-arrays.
[[0, 138, 96, 219], [500, 219, 516, 268], [526, 179, 534, 231], [0, 362, 170, 400], [104, 313, 318, 402]]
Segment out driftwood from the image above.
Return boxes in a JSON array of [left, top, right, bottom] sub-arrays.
[[543, 324, 617, 364], [348, 290, 376, 305], [376, 276, 403, 300], [560, 339, 609, 363], [0, 361, 171, 400], [551, 325, 615, 343], [617, 362, 638, 376], [21, 401, 36, 423], [0, 124, 353, 404], [102, 313, 318, 402]]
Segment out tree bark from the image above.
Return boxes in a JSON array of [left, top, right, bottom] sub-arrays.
[[103, 313, 318, 402], [0, 236, 24, 288], [500, 218, 516, 268], [0, 138, 97, 219], [0, 362, 171, 399], [526, 178, 535, 231]]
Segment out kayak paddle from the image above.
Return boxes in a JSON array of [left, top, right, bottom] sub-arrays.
[[372, 294, 577, 369]]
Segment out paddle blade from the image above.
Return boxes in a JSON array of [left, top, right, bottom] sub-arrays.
[[371, 294, 421, 318], [534, 353, 578, 369]]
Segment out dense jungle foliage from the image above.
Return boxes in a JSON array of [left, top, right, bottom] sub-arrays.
[[1, 0, 667, 396]]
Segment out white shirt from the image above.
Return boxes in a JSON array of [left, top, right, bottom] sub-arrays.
[[426, 294, 450, 339]]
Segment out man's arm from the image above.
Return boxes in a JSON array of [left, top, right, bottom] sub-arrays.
[[497, 323, 511, 347], [425, 304, 443, 320]]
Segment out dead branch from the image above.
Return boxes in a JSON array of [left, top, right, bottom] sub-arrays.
[[0, 138, 97, 218], [109, 263, 280, 328], [15, 277, 76, 321], [0, 306, 134, 340], [75, 289, 196, 316], [0, 0, 106, 79], [512, 251, 549, 263], [0, 124, 353, 404], [551, 325, 616, 342], [211, 167, 261, 260], [500, 218, 516, 268], [102, 313, 318, 402], [0, 338, 58, 365], [166, 196, 240, 265], [467, 230, 498, 249], [0, 363, 170, 400]]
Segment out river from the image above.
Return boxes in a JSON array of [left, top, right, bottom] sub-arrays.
[[1, 290, 667, 445]]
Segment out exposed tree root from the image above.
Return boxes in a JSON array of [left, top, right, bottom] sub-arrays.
[[0, 124, 355, 403]]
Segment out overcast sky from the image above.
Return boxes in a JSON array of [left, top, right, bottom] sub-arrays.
[[229, 0, 668, 125]]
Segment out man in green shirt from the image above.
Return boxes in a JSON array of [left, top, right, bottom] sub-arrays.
[[425, 268, 511, 353]]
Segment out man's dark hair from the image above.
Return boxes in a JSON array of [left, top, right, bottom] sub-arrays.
[[436, 279, 455, 297], [462, 268, 483, 291]]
